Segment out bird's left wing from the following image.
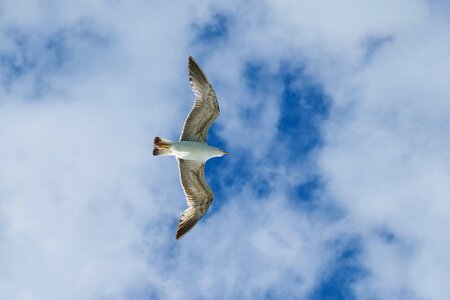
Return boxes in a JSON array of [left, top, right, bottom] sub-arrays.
[[176, 158, 214, 239], [179, 56, 220, 142]]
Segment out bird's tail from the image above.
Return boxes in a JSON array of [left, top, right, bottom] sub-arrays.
[[153, 137, 174, 156]]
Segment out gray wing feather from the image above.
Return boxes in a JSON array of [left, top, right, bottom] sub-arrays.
[[179, 56, 220, 142], [176, 159, 214, 239]]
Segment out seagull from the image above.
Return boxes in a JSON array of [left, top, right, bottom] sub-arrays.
[[153, 56, 228, 240]]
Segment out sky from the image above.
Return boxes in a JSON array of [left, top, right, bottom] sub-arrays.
[[0, 0, 450, 299]]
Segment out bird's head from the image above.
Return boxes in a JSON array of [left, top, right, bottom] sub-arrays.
[[217, 148, 229, 157]]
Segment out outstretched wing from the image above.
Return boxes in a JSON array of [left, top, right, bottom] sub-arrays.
[[176, 159, 214, 239], [179, 56, 220, 142]]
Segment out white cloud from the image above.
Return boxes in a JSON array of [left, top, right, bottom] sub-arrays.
[[194, 0, 450, 299], [0, 1, 198, 299], [319, 21, 450, 299], [1, 0, 449, 299]]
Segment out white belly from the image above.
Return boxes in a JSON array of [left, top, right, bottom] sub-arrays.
[[172, 141, 218, 162]]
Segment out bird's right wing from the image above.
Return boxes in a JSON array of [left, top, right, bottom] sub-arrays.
[[176, 158, 214, 239], [179, 56, 220, 143]]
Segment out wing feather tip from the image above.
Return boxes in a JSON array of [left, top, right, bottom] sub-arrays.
[[188, 55, 197, 65], [175, 218, 197, 240], [175, 229, 186, 240]]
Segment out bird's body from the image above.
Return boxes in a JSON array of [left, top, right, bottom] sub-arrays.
[[153, 56, 228, 239], [172, 141, 223, 162], [153, 138, 224, 161]]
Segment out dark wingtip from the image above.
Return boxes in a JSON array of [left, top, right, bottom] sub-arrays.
[[175, 227, 189, 240], [188, 56, 199, 69], [152, 148, 159, 156], [154, 136, 161, 145], [175, 212, 200, 240], [175, 227, 185, 240], [175, 223, 187, 240]]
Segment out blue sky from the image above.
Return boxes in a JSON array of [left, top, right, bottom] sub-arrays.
[[1, 1, 450, 299]]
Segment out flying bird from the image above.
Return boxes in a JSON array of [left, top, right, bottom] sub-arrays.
[[153, 56, 228, 240]]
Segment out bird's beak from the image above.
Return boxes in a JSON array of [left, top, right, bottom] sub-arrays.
[[223, 151, 230, 155]]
